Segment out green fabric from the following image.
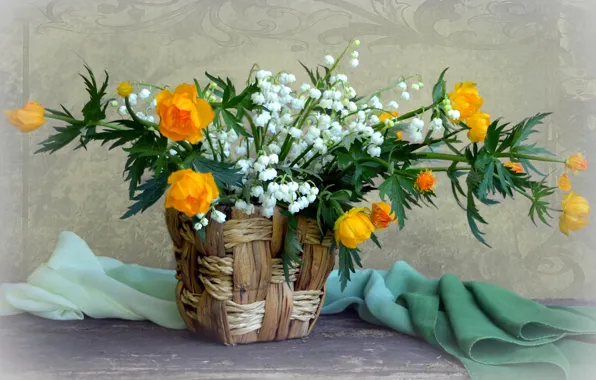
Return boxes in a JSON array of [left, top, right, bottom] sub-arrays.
[[322, 262, 596, 380], [2, 232, 596, 379]]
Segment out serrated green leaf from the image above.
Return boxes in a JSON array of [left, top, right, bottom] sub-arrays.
[[187, 154, 243, 188], [121, 174, 168, 219]]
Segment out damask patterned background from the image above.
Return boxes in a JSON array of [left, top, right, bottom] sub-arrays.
[[0, 0, 594, 298]]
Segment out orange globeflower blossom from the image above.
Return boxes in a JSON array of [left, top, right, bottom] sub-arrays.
[[334, 208, 376, 249], [370, 202, 397, 229], [415, 170, 436, 193], [466, 112, 491, 143], [504, 162, 523, 173], [559, 191, 590, 236], [448, 82, 483, 120], [566, 153, 587, 174], [164, 169, 219, 217], [156, 84, 215, 144], [4, 102, 46, 133], [558, 173, 572, 192], [395, 131, 404, 141], [379, 111, 399, 123]]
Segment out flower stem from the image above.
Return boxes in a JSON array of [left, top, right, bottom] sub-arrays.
[[415, 152, 468, 162], [497, 153, 565, 164], [44, 113, 129, 131]]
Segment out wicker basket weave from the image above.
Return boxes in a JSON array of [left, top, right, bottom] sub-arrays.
[[165, 205, 336, 345]]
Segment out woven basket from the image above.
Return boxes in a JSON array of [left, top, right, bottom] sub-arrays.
[[165, 205, 336, 345]]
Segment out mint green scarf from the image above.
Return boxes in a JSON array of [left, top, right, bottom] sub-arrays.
[[2, 232, 595, 379]]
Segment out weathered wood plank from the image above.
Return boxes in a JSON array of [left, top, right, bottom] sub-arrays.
[[0, 312, 466, 379]]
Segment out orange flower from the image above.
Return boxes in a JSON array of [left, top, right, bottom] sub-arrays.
[[4, 102, 45, 133], [466, 112, 491, 143], [415, 170, 436, 193], [504, 162, 523, 173], [558, 173, 572, 192], [117, 82, 133, 98], [164, 169, 219, 217], [559, 191, 590, 236], [370, 202, 397, 229], [448, 82, 483, 120], [395, 131, 403, 141], [380, 111, 399, 123], [334, 208, 375, 249], [565, 153, 587, 174], [156, 84, 215, 144]]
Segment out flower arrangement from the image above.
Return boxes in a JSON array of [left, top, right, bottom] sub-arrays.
[[5, 40, 590, 289]]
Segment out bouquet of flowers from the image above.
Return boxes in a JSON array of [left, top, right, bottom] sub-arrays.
[[5, 40, 589, 290]]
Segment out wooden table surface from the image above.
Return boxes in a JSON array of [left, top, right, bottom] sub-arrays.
[[0, 312, 468, 380]]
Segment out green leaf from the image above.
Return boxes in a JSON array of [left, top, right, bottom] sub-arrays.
[[222, 109, 251, 137], [370, 233, 382, 249], [204, 72, 227, 89], [187, 154, 243, 188], [299, 61, 317, 86], [36, 125, 83, 153], [338, 244, 360, 291], [121, 174, 168, 219], [478, 160, 495, 200], [379, 175, 407, 229], [484, 120, 501, 154], [80, 65, 109, 124], [432, 68, 449, 103], [281, 214, 303, 285]]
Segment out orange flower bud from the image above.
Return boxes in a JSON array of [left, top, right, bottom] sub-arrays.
[[379, 111, 399, 123], [370, 202, 397, 229], [415, 170, 436, 193], [4, 102, 45, 133], [565, 153, 587, 174], [558, 173, 571, 192], [504, 162, 523, 173], [117, 82, 133, 98]]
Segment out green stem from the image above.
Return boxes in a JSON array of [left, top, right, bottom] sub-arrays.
[[45, 113, 129, 131], [415, 152, 468, 163], [394, 100, 442, 122], [135, 82, 165, 90], [414, 166, 472, 172], [125, 97, 157, 130], [497, 153, 565, 164], [289, 144, 314, 167], [359, 157, 390, 168], [179, 141, 194, 152]]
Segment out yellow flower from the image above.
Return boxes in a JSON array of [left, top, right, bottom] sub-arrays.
[[379, 111, 399, 123], [156, 84, 215, 144], [164, 169, 219, 217], [4, 102, 46, 133], [559, 191, 590, 236], [558, 173, 572, 192], [370, 202, 397, 229], [395, 131, 403, 141], [504, 162, 523, 174], [448, 82, 483, 120], [415, 170, 436, 193], [466, 112, 491, 143], [565, 153, 587, 174], [117, 82, 133, 98], [334, 208, 375, 249]]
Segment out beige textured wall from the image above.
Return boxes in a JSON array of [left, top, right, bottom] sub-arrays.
[[1, 0, 594, 298]]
